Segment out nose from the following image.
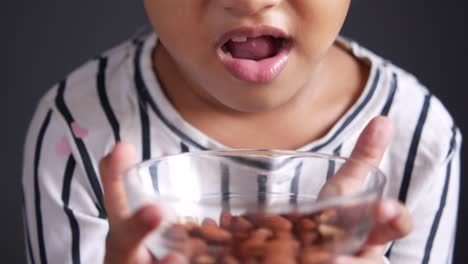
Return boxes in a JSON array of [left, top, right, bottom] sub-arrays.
[[221, 0, 282, 17]]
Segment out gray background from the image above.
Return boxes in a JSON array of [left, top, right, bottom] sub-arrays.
[[3, 1, 467, 263]]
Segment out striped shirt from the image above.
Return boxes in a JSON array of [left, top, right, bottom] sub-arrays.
[[22, 33, 462, 264]]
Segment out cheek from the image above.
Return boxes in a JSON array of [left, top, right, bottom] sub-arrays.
[[145, 1, 212, 72], [319, 0, 351, 33], [144, 1, 204, 47], [297, 0, 350, 23], [308, 0, 349, 38], [143, 0, 172, 30], [294, 0, 351, 57]]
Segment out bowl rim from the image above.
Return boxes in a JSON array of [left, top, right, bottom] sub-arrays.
[[125, 149, 387, 208]]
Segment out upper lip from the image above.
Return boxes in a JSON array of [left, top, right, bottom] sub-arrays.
[[215, 25, 290, 49]]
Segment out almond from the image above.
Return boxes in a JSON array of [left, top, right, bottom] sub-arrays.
[[239, 238, 265, 258], [259, 215, 292, 232], [263, 239, 298, 256], [200, 225, 232, 243], [194, 254, 215, 264], [318, 224, 344, 238], [298, 218, 318, 232], [300, 247, 330, 264], [186, 237, 207, 258], [299, 231, 319, 246], [220, 255, 239, 264], [220, 211, 232, 229], [262, 255, 296, 264], [251, 228, 273, 241], [231, 216, 254, 232]]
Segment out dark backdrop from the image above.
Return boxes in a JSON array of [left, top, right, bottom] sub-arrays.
[[3, 1, 467, 263]]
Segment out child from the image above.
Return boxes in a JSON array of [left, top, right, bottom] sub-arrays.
[[22, 1, 460, 263]]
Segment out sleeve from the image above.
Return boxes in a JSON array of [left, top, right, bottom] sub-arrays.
[[22, 92, 109, 264], [386, 126, 462, 264]]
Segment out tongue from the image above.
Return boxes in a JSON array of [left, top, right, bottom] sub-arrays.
[[227, 36, 277, 61]]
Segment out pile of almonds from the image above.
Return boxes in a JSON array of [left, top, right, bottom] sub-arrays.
[[162, 209, 345, 264]]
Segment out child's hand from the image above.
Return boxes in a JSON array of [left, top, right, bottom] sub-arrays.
[[99, 142, 187, 264], [321, 116, 413, 263]]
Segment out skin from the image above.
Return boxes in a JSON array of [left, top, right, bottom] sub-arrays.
[[146, 0, 368, 149], [101, 1, 413, 263], [101, 118, 412, 264]]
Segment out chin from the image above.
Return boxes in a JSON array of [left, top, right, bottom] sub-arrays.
[[218, 91, 293, 113]]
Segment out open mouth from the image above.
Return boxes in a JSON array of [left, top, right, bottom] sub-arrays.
[[220, 36, 291, 61], [215, 26, 293, 83]]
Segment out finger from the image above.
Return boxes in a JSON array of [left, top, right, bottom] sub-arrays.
[[347, 116, 394, 169], [356, 244, 386, 260], [99, 142, 138, 222], [335, 116, 393, 189], [160, 253, 189, 264], [321, 116, 393, 197], [332, 255, 376, 264], [107, 204, 162, 259], [366, 199, 413, 245]]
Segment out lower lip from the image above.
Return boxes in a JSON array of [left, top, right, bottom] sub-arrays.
[[217, 42, 292, 83]]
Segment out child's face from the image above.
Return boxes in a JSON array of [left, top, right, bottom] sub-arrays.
[[145, 0, 350, 112]]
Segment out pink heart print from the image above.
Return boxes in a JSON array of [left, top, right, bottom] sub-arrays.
[[71, 122, 89, 139], [56, 136, 71, 156]]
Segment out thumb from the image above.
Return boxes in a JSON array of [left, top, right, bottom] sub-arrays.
[[117, 204, 162, 253], [320, 116, 393, 198], [100, 141, 138, 222], [365, 199, 413, 245], [106, 204, 162, 264]]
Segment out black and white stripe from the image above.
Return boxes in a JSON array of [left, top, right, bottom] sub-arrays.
[[133, 40, 300, 171], [385, 243, 394, 259], [97, 57, 121, 142], [22, 33, 461, 264], [33, 109, 53, 264], [181, 142, 190, 153], [221, 164, 230, 210], [61, 156, 81, 264], [257, 175, 267, 203], [149, 164, 159, 193], [132, 39, 384, 176], [24, 211, 35, 264], [133, 38, 306, 171], [139, 100, 151, 160], [326, 144, 343, 180], [22, 190, 36, 264], [398, 94, 432, 204], [133, 39, 301, 172], [446, 229, 456, 264], [386, 93, 432, 260], [133, 40, 206, 151], [309, 67, 381, 152], [134, 41, 153, 160], [381, 73, 398, 116], [289, 162, 303, 204], [229, 156, 298, 171], [55, 80, 107, 219], [421, 125, 457, 264]]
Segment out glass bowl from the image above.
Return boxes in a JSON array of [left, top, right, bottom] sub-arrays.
[[124, 150, 386, 263]]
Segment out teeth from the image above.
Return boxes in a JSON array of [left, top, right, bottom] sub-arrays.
[[231, 36, 248, 43]]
